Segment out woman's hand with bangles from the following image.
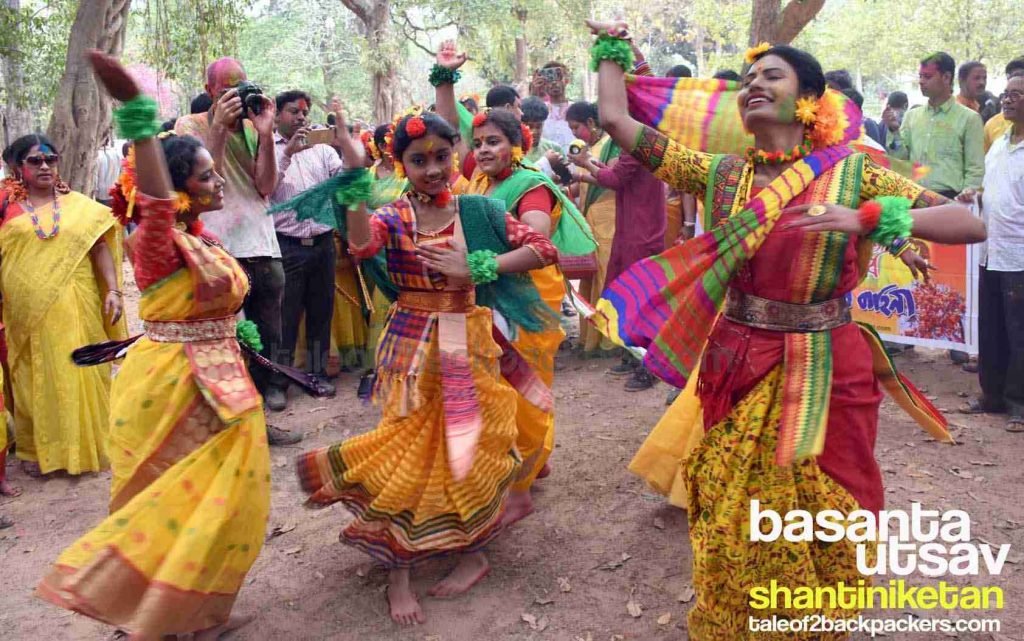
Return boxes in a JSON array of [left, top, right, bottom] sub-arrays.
[[584, 19, 630, 39], [104, 290, 124, 324]]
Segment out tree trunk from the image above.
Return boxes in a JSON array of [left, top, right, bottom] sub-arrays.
[[46, 0, 131, 195], [513, 5, 528, 89], [750, 0, 826, 45], [2, 0, 34, 149], [342, 0, 397, 124]]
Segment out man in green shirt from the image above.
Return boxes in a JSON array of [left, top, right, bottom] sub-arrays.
[[891, 52, 985, 199]]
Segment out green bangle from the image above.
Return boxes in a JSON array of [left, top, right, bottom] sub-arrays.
[[113, 95, 161, 141], [867, 196, 913, 247], [590, 35, 635, 73], [467, 250, 499, 285], [236, 319, 263, 352], [429, 64, 462, 87], [333, 168, 374, 209]]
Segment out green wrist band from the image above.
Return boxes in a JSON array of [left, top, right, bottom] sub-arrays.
[[236, 319, 264, 352], [113, 95, 161, 141], [467, 250, 499, 285], [868, 196, 913, 247], [333, 168, 374, 209], [429, 65, 462, 87], [590, 35, 635, 73]]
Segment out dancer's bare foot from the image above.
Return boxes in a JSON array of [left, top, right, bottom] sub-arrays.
[[427, 552, 490, 598], [500, 489, 534, 527], [193, 614, 254, 641], [20, 460, 41, 478], [536, 462, 551, 480], [387, 568, 425, 625], [0, 478, 22, 497]]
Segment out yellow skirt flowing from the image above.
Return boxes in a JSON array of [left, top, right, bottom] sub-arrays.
[[577, 194, 617, 354], [627, 369, 703, 510], [511, 264, 565, 491], [297, 306, 519, 567], [331, 253, 369, 369], [37, 269, 270, 638], [685, 366, 865, 640]]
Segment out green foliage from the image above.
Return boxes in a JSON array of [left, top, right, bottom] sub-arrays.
[[1, 0, 76, 118], [237, 0, 370, 121]]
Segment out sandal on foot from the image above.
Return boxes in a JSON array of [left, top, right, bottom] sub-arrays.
[[958, 398, 1005, 414], [1006, 418, 1024, 433]]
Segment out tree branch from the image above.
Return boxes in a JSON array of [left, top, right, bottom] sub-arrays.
[[339, 0, 371, 25], [775, 0, 826, 44], [392, 11, 441, 56]]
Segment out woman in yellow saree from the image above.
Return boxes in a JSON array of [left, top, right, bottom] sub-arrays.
[[565, 103, 618, 356], [0, 134, 126, 477], [37, 54, 269, 641], [433, 43, 597, 524]]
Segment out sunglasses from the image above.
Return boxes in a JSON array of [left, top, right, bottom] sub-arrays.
[[23, 154, 60, 167], [1000, 91, 1023, 104]]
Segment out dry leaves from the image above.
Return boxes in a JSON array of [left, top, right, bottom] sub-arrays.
[[948, 466, 974, 480], [657, 613, 672, 625], [535, 596, 555, 606], [558, 576, 572, 592], [677, 586, 695, 603], [626, 586, 643, 618], [267, 521, 297, 540], [596, 552, 632, 571], [521, 613, 549, 632]]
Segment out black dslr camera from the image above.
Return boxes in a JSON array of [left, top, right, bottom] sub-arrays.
[[235, 80, 265, 116]]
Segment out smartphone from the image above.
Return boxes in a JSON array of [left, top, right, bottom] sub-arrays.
[[305, 127, 335, 146], [539, 67, 562, 83]]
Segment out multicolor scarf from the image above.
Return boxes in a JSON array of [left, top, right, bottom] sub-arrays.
[[595, 145, 854, 391], [625, 74, 923, 179]]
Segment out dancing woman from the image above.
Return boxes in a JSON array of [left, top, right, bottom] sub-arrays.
[[37, 53, 269, 641], [432, 43, 597, 523], [294, 109, 559, 625], [0, 134, 126, 477], [588, 21, 985, 639]]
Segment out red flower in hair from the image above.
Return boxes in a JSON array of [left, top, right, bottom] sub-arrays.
[[472, 112, 488, 128], [520, 123, 534, 154], [405, 116, 427, 138]]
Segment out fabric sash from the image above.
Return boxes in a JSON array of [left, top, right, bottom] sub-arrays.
[[595, 145, 854, 390], [475, 167, 597, 257]]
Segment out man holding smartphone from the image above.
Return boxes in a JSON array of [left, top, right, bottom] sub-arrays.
[[532, 62, 575, 149], [270, 91, 348, 408]]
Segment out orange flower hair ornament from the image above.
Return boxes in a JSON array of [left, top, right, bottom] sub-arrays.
[[110, 140, 192, 226], [745, 42, 771, 64], [360, 130, 382, 162]]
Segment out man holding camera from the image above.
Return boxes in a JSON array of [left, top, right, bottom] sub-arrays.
[[531, 62, 574, 149], [175, 58, 301, 444], [270, 91, 346, 407]]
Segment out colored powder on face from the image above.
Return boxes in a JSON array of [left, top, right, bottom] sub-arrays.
[[776, 96, 797, 123], [206, 58, 246, 95], [38, 144, 55, 154], [296, 99, 309, 112]]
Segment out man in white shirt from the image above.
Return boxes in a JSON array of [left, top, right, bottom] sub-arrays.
[[271, 91, 345, 406], [176, 58, 301, 444], [960, 75, 1024, 432], [531, 62, 575, 149]]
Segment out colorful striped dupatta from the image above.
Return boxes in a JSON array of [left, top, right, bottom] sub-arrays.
[[594, 145, 854, 392]]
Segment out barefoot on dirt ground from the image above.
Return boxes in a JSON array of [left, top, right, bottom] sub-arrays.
[[192, 613, 254, 641], [1, 477, 22, 497], [387, 568, 425, 625], [427, 552, 490, 598], [500, 489, 534, 527]]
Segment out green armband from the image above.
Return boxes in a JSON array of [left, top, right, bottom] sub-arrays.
[[333, 168, 374, 209], [429, 65, 462, 87], [867, 196, 913, 247], [590, 35, 635, 73], [467, 250, 499, 285], [113, 95, 161, 141]]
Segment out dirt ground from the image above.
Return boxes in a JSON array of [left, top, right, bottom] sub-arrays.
[[1, 275, 1023, 640]]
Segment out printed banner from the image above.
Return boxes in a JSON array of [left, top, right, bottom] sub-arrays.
[[848, 241, 979, 353]]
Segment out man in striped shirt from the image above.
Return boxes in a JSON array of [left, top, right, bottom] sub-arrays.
[[271, 90, 345, 407]]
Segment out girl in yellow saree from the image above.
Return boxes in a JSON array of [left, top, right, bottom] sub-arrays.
[[37, 54, 269, 641], [0, 135, 126, 477]]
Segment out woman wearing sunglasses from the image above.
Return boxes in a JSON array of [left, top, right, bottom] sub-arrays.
[[0, 135, 126, 478]]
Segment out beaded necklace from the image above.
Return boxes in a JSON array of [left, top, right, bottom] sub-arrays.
[[745, 138, 813, 166], [22, 191, 60, 240]]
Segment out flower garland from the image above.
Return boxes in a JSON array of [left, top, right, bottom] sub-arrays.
[[360, 130, 382, 163], [589, 35, 635, 72], [110, 142, 193, 226], [236, 320, 263, 352], [467, 249, 499, 285], [428, 64, 462, 87], [745, 138, 812, 165]]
